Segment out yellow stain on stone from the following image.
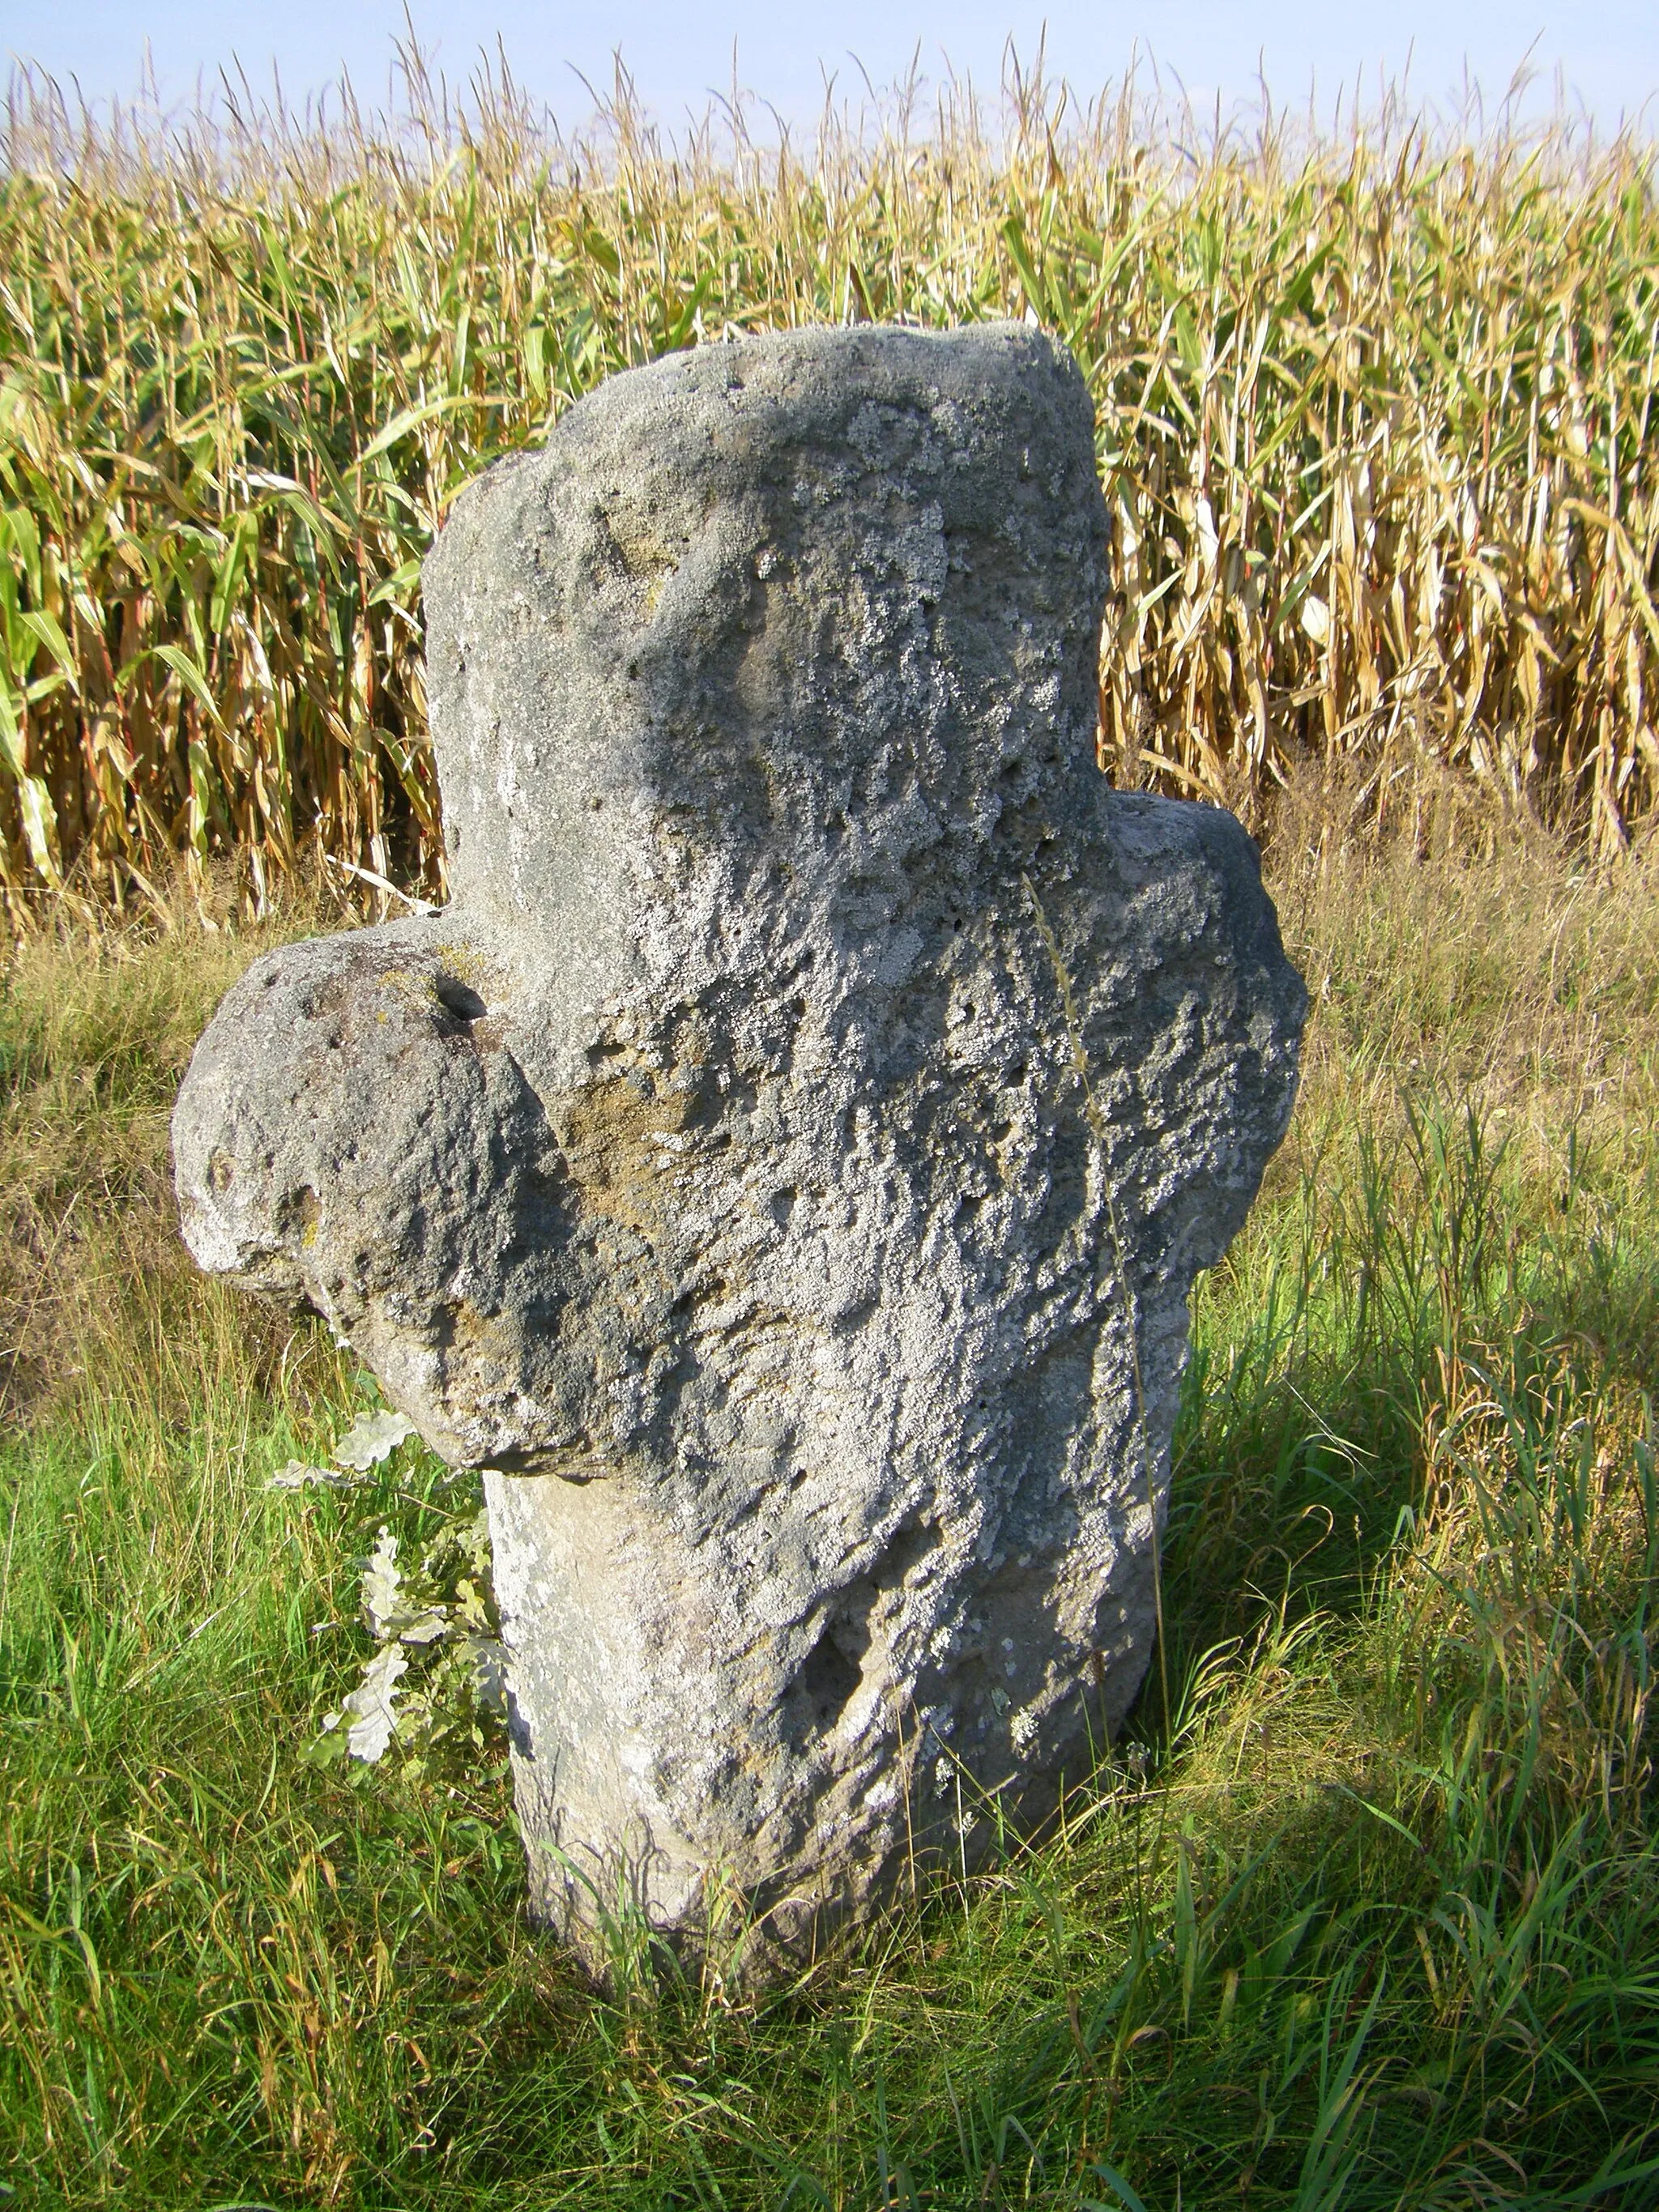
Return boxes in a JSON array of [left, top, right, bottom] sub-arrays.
[[558, 1068, 705, 1241]]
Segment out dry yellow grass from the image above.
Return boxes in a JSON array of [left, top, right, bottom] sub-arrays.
[[0, 62, 1657, 917]]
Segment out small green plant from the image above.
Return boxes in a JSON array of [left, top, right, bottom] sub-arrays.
[[277, 1401, 509, 1776]]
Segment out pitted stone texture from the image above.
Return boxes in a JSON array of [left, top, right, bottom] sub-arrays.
[[173, 324, 1307, 1972]]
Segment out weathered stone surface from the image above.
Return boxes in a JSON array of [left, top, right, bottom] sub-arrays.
[[173, 323, 1307, 1972]]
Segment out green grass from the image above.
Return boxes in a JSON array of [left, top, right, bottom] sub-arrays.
[[2, 821, 1657, 2208]]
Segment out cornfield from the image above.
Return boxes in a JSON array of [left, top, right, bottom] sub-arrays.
[[2, 59, 1657, 914]]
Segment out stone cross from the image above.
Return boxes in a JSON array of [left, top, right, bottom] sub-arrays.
[[173, 324, 1306, 1977]]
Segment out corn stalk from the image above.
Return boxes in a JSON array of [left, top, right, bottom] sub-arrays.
[[1, 70, 1654, 912]]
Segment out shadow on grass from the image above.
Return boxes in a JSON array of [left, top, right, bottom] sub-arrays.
[[1162, 1093, 1659, 1647]]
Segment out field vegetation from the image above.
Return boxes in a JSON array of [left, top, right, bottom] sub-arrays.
[[2, 53, 1657, 2212], [0, 60, 1657, 911]]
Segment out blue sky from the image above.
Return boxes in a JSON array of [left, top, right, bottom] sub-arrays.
[[4, 1, 1656, 141]]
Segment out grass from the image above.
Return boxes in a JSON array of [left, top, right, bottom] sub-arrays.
[[2, 59, 1658, 916], [2, 807, 1657, 2208]]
